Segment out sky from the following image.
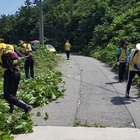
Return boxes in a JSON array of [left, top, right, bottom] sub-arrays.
[[0, 0, 25, 16]]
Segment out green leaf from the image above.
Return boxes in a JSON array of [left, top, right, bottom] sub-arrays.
[[43, 112, 49, 120]]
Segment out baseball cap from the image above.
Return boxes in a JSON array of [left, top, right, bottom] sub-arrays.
[[123, 40, 129, 45]]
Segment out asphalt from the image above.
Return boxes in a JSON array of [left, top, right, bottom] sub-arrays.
[[14, 54, 140, 140]]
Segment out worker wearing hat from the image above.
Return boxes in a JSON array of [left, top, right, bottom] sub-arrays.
[[18, 40, 34, 79], [0, 38, 33, 113], [117, 40, 129, 83], [0, 38, 16, 75], [0, 38, 7, 64], [125, 43, 140, 98], [64, 40, 71, 60]]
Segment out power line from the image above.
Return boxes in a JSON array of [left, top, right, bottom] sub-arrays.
[[0, 0, 14, 15], [10, 0, 25, 15], [0, 0, 25, 15]]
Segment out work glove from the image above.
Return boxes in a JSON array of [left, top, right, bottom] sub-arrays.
[[134, 64, 139, 70], [117, 61, 120, 66]]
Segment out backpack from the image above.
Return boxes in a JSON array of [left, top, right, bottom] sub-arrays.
[[127, 49, 138, 65], [1, 47, 19, 69]]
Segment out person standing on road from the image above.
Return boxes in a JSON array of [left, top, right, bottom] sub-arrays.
[[64, 40, 71, 60], [18, 40, 34, 79], [117, 40, 129, 83], [125, 43, 140, 98], [0, 38, 33, 113]]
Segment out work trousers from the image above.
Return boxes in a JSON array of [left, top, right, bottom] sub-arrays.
[[126, 70, 140, 94], [65, 50, 70, 60], [119, 62, 126, 81], [4, 68, 20, 109], [25, 59, 34, 79]]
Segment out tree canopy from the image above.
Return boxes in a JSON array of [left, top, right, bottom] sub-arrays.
[[0, 0, 140, 59]]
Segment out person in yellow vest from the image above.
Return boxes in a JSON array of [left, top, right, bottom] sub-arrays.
[[18, 40, 34, 79], [0, 38, 7, 74], [117, 40, 129, 83], [64, 40, 71, 60], [125, 43, 140, 98], [0, 38, 33, 113]]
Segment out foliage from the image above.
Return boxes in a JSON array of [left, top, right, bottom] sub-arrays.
[[0, 0, 139, 51], [0, 46, 65, 139], [74, 120, 107, 128], [0, 1, 140, 138]]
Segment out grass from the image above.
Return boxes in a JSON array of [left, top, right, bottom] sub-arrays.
[[73, 120, 108, 128]]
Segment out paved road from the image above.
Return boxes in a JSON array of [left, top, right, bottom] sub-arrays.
[[14, 54, 140, 140], [31, 54, 140, 128]]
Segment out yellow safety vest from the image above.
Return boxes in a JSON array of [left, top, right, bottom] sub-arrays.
[[20, 43, 32, 54], [129, 50, 139, 71], [119, 48, 126, 62], [65, 43, 71, 51], [0, 44, 15, 75]]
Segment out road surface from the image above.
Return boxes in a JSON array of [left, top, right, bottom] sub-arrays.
[[31, 54, 140, 128]]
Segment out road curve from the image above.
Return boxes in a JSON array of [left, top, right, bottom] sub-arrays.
[[31, 54, 140, 128]]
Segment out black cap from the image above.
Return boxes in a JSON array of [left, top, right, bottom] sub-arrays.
[[123, 40, 129, 45]]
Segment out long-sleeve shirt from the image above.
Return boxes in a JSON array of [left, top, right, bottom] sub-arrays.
[[0, 44, 19, 75], [64, 43, 71, 51], [20, 43, 33, 60]]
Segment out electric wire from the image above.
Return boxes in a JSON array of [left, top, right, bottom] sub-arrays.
[[10, 0, 25, 15], [0, 0, 25, 15], [0, 0, 14, 15]]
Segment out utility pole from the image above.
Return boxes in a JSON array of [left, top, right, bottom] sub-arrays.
[[39, 0, 44, 45]]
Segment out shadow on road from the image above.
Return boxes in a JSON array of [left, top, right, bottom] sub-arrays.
[[111, 96, 140, 105], [111, 96, 131, 105], [105, 81, 120, 85]]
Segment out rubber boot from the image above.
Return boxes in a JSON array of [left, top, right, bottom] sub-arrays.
[[9, 104, 14, 113], [16, 100, 33, 113]]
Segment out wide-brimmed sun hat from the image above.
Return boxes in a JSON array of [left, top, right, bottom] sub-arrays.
[[0, 38, 4, 42], [18, 40, 24, 45], [136, 43, 140, 50]]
